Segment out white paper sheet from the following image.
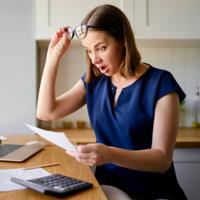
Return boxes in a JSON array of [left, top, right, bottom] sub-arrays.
[[25, 124, 78, 152], [0, 135, 7, 141], [0, 168, 50, 192]]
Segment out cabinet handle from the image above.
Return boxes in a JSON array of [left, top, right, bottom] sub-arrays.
[[47, 0, 51, 26], [146, 0, 149, 26]]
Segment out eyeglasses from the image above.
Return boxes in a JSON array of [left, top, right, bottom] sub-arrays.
[[65, 24, 118, 40]]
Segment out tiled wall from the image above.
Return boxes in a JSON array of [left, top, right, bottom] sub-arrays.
[[38, 40, 200, 128]]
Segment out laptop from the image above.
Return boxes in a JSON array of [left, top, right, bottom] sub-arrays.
[[0, 142, 45, 162]]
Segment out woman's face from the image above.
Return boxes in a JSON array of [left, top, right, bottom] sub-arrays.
[[81, 30, 124, 76]]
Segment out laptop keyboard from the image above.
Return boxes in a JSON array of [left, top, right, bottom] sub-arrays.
[[0, 144, 23, 158]]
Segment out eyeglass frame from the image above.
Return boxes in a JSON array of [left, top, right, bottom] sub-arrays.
[[65, 24, 119, 40]]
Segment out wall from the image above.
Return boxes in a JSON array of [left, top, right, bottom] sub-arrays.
[[0, 0, 36, 135], [38, 40, 200, 128], [138, 40, 200, 127]]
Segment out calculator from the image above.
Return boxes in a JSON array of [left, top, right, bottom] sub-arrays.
[[11, 173, 93, 197]]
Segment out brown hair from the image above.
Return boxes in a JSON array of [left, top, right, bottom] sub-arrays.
[[81, 4, 141, 83]]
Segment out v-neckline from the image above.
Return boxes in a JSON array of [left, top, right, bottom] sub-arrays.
[[111, 64, 151, 91], [109, 65, 152, 109]]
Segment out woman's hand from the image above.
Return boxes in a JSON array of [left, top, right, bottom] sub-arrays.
[[66, 143, 110, 166], [46, 27, 71, 62]]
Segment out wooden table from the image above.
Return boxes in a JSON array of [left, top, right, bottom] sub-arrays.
[[0, 135, 107, 200]]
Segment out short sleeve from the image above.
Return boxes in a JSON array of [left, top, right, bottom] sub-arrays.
[[156, 71, 186, 103], [80, 73, 86, 87]]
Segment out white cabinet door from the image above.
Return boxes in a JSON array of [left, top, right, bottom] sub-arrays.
[[36, 0, 132, 40], [36, 0, 98, 40], [134, 0, 200, 39]]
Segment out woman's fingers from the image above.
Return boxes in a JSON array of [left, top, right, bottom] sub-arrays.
[[49, 27, 69, 47], [66, 144, 108, 166], [66, 149, 95, 165], [77, 144, 94, 153]]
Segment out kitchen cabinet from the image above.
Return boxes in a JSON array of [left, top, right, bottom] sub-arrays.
[[35, 0, 134, 40], [174, 148, 200, 200], [36, 0, 200, 40], [134, 0, 200, 39]]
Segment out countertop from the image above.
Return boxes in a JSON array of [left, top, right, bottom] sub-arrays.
[[176, 128, 200, 147], [54, 128, 200, 148]]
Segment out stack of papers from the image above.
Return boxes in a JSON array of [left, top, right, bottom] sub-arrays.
[[0, 168, 50, 192]]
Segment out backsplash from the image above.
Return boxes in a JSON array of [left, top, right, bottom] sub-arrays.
[[38, 40, 200, 128]]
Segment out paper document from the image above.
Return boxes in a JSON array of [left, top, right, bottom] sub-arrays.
[[0, 135, 7, 141], [0, 168, 50, 192], [25, 124, 78, 152]]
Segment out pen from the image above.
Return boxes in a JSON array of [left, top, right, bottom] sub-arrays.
[[22, 162, 61, 170]]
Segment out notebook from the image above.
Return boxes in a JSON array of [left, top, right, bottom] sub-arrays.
[[0, 142, 45, 162]]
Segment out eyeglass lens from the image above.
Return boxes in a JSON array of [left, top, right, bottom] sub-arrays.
[[74, 25, 88, 39], [65, 24, 88, 40], [65, 25, 89, 40]]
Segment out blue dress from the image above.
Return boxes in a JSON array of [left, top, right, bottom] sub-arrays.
[[81, 65, 187, 199]]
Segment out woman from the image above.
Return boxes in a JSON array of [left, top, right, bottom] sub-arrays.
[[37, 4, 187, 200]]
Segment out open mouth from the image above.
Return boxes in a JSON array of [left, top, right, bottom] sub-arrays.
[[99, 65, 108, 73]]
